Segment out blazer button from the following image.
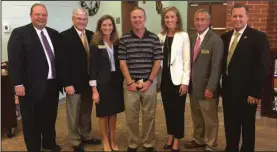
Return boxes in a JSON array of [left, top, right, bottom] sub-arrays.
[[170, 64, 172, 66]]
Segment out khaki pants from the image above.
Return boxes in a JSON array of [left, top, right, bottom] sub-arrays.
[[123, 79, 158, 148], [189, 94, 219, 151], [66, 89, 93, 146]]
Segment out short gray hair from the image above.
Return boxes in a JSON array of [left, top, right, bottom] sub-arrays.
[[194, 9, 211, 20], [72, 8, 88, 17]]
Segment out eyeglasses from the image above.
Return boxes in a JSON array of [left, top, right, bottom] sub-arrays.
[[75, 17, 88, 22]]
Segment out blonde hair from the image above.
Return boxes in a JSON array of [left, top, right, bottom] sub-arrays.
[[91, 15, 119, 45], [161, 6, 183, 35]]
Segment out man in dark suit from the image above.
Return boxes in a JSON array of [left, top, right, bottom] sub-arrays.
[[221, 4, 270, 152], [56, 8, 100, 152], [7, 3, 61, 152]]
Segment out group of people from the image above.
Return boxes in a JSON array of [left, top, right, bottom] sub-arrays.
[[7, 2, 270, 152]]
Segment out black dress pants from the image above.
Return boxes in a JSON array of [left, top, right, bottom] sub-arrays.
[[19, 79, 59, 152], [223, 97, 257, 152], [161, 68, 187, 139]]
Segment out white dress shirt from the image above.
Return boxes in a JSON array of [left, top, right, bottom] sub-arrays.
[[35, 27, 55, 79], [197, 27, 210, 45]]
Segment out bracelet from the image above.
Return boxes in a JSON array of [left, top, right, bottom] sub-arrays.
[[147, 79, 153, 84], [127, 81, 134, 86]]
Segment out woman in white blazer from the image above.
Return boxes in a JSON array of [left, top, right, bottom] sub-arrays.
[[157, 6, 190, 152]]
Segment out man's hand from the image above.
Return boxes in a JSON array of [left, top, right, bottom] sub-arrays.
[[92, 89, 100, 104], [179, 84, 188, 96], [15, 86, 25, 96], [204, 89, 213, 100], [65, 86, 75, 95], [247, 96, 260, 105], [127, 82, 138, 92], [140, 80, 151, 92]]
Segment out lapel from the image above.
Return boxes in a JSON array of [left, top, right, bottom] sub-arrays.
[[193, 29, 213, 63], [27, 24, 48, 62], [170, 32, 182, 64], [228, 26, 250, 66], [157, 32, 183, 64], [190, 33, 197, 63], [70, 26, 87, 52], [232, 26, 250, 55]]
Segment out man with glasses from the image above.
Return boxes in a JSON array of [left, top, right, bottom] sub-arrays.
[[57, 8, 101, 152]]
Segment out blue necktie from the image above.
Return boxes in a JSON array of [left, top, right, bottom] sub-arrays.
[[41, 31, 56, 78]]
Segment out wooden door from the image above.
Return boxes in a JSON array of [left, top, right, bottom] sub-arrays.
[[210, 3, 227, 35], [187, 2, 227, 36], [121, 1, 138, 35]]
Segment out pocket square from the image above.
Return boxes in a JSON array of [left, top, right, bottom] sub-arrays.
[[201, 49, 210, 54], [98, 45, 106, 49]]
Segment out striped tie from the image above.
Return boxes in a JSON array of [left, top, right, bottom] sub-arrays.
[[226, 32, 241, 72]]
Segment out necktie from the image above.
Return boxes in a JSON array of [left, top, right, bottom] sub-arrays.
[[193, 36, 201, 62], [81, 32, 89, 56], [41, 31, 56, 78], [226, 32, 241, 71], [81, 32, 90, 72]]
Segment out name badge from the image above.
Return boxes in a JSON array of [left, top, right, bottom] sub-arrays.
[[201, 49, 210, 54], [98, 45, 106, 49]]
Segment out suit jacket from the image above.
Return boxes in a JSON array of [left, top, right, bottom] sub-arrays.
[[157, 31, 191, 86], [89, 41, 123, 85], [221, 25, 270, 102], [57, 26, 94, 93], [189, 29, 224, 100], [7, 23, 60, 101]]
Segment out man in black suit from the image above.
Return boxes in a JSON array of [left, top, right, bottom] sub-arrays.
[[7, 3, 61, 152], [221, 4, 270, 152], [56, 8, 101, 152]]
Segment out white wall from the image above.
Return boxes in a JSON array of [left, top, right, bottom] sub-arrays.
[[1, 1, 122, 62], [2, 1, 40, 62], [41, 1, 122, 35]]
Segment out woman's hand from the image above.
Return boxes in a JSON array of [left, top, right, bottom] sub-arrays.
[[92, 87, 100, 104], [179, 84, 188, 96]]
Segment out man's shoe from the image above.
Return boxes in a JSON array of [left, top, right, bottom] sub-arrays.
[[42, 144, 61, 152], [73, 144, 84, 152], [127, 147, 137, 152], [82, 138, 101, 145], [184, 140, 205, 148], [143, 146, 157, 152]]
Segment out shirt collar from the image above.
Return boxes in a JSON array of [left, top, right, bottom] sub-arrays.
[[197, 27, 209, 40], [233, 24, 247, 36], [74, 26, 86, 36], [34, 26, 47, 34], [130, 28, 150, 38]]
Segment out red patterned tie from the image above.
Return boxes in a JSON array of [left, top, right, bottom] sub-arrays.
[[191, 36, 201, 81], [193, 36, 201, 62]]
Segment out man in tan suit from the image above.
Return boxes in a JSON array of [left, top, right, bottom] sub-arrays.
[[185, 9, 224, 152]]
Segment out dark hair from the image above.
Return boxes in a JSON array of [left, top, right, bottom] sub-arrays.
[[130, 6, 146, 17], [161, 6, 183, 34], [231, 4, 249, 15], [91, 15, 119, 45], [30, 3, 47, 15]]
